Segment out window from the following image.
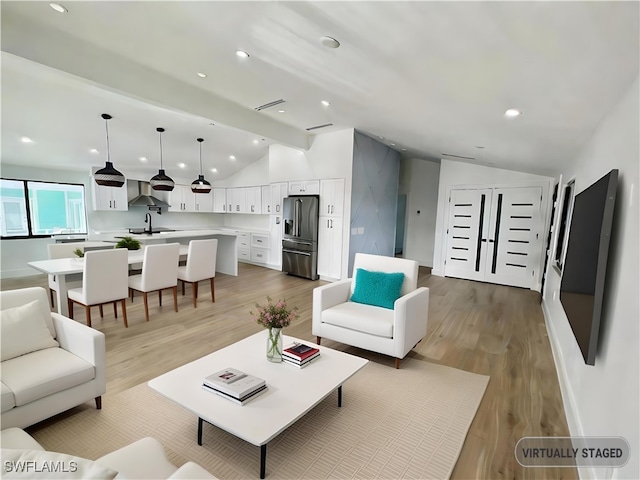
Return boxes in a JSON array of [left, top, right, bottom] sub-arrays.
[[0, 179, 88, 238], [554, 180, 575, 270]]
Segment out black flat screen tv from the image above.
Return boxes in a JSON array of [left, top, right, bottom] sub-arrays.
[[560, 169, 618, 365]]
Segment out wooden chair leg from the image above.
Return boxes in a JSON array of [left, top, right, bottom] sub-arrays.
[[85, 305, 92, 328], [159, 289, 162, 307], [99, 304, 104, 317], [193, 281, 198, 308], [143, 292, 149, 322], [113, 302, 118, 318], [95, 396, 102, 409], [316, 336, 321, 345], [121, 299, 128, 328], [210, 277, 215, 303], [173, 286, 178, 312], [68, 299, 74, 319], [181, 281, 185, 296], [395, 358, 401, 369]]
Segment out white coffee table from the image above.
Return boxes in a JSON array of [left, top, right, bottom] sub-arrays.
[[148, 330, 368, 478]]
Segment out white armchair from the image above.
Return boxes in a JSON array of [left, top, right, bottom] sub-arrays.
[[312, 253, 429, 368], [1, 287, 106, 428]]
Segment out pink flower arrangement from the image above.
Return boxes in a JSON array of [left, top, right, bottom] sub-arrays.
[[251, 296, 299, 329]]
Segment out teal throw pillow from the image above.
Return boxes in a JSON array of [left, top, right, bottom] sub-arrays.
[[350, 268, 405, 309]]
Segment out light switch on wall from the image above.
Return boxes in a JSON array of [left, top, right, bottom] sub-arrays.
[[351, 228, 358, 235], [358, 227, 364, 234]]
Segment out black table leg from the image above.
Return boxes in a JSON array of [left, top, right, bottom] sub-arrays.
[[197, 417, 203, 446], [338, 385, 342, 407], [260, 444, 267, 479]]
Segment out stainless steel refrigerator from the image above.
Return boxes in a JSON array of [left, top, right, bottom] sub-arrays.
[[282, 195, 319, 280]]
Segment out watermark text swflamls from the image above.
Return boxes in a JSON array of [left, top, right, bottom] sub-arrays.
[[4, 460, 78, 473]]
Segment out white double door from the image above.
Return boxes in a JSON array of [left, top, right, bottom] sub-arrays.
[[444, 186, 543, 289]]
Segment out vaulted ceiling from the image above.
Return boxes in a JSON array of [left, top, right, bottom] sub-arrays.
[[1, 1, 638, 181]]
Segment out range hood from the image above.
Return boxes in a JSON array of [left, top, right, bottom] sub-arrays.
[[127, 180, 171, 208]]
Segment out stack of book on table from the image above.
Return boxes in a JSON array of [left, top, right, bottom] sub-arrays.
[[283, 343, 320, 368], [202, 368, 267, 405]]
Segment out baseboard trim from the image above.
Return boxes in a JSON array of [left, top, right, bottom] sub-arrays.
[[541, 298, 598, 480]]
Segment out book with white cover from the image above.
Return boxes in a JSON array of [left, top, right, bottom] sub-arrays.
[[204, 368, 265, 398], [202, 383, 268, 405]]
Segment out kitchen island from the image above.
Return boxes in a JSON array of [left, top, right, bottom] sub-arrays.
[[90, 229, 238, 276]]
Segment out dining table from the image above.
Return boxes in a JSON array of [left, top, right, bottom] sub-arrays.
[[27, 245, 189, 316]]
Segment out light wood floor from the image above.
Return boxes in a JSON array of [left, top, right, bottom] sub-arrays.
[[1, 263, 577, 479]]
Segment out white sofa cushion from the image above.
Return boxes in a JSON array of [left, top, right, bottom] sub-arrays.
[[1, 348, 94, 406], [1, 449, 117, 479], [0, 428, 45, 450], [322, 301, 394, 338], [169, 462, 217, 479], [1, 382, 16, 413], [96, 437, 181, 479], [1, 300, 59, 362]]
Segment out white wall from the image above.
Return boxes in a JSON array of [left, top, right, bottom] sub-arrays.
[[401, 158, 440, 267], [542, 76, 639, 480], [431, 159, 554, 278]]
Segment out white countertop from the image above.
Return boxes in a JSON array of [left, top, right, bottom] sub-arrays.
[[89, 229, 238, 243]]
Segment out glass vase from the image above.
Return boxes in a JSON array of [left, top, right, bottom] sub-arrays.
[[266, 327, 283, 363]]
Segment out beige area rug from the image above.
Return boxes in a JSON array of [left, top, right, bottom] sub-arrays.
[[29, 358, 489, 479]]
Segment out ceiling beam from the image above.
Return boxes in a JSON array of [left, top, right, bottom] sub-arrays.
[[1, 15, 310, 152]]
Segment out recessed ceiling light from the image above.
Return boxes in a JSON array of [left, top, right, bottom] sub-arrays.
[[476, 145, 485, 149], [401, 148, 407, 151], [278, 110, 285, 113], [49, 3, 67, 13], [197, 72, 207, 78], [320, 36, 340, 49], [89, 148, 99, 154], [20, 136, 34, 143], [236, 50, 250, 58], [321, 100, 330, 107], [139, 156, 147, 162], [177, 163, 186, 169], [252, 139, 259, 145], [210, 168, 218, 173], [378, 136, 384, 140], [390, 143, 396, 147], [504, 108, 522, 118], [229, 155, 236, 161]]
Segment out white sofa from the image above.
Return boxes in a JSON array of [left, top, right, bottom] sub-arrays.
[[1, 427, 216, 479], [0, 287, 106, 429], [312, 253, 429, 368]]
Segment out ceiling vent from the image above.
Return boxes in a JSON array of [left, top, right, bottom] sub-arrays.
[[255, 99, 286, 111], [441, 152, 475, 161], [306, 123, 333, 131]]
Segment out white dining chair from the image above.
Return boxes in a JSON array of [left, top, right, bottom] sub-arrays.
[[47, 243, 83, 308], [128, 243, 180, 322], [177, 239, 218, 308], [67, 248, 129, 328]]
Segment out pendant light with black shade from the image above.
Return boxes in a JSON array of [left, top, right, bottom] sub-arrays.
[[150, 127, 175, 191], [94, 114, 125, 187], [191, 138, 212, 194]]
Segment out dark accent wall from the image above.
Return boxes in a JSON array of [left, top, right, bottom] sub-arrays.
[[348, 131, 401, 274]]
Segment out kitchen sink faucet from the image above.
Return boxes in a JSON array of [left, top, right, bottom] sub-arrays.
[[144, 212, 152, 234]]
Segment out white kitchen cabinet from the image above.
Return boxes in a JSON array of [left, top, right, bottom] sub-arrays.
[[288, 180, 319, 195], [227, 188, 246, 214], [261, 185, 271, 214], [270, 182, 288, 214], [168, 185, 195, 212], [92, 181, 128, 211], [245, 186, 262, 214], [212, 188, 227, 213], [269, 215, 283, 269], [318, 216, 343, 280], [193, 190, 213, 212], [320, 178, 345, 217]]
